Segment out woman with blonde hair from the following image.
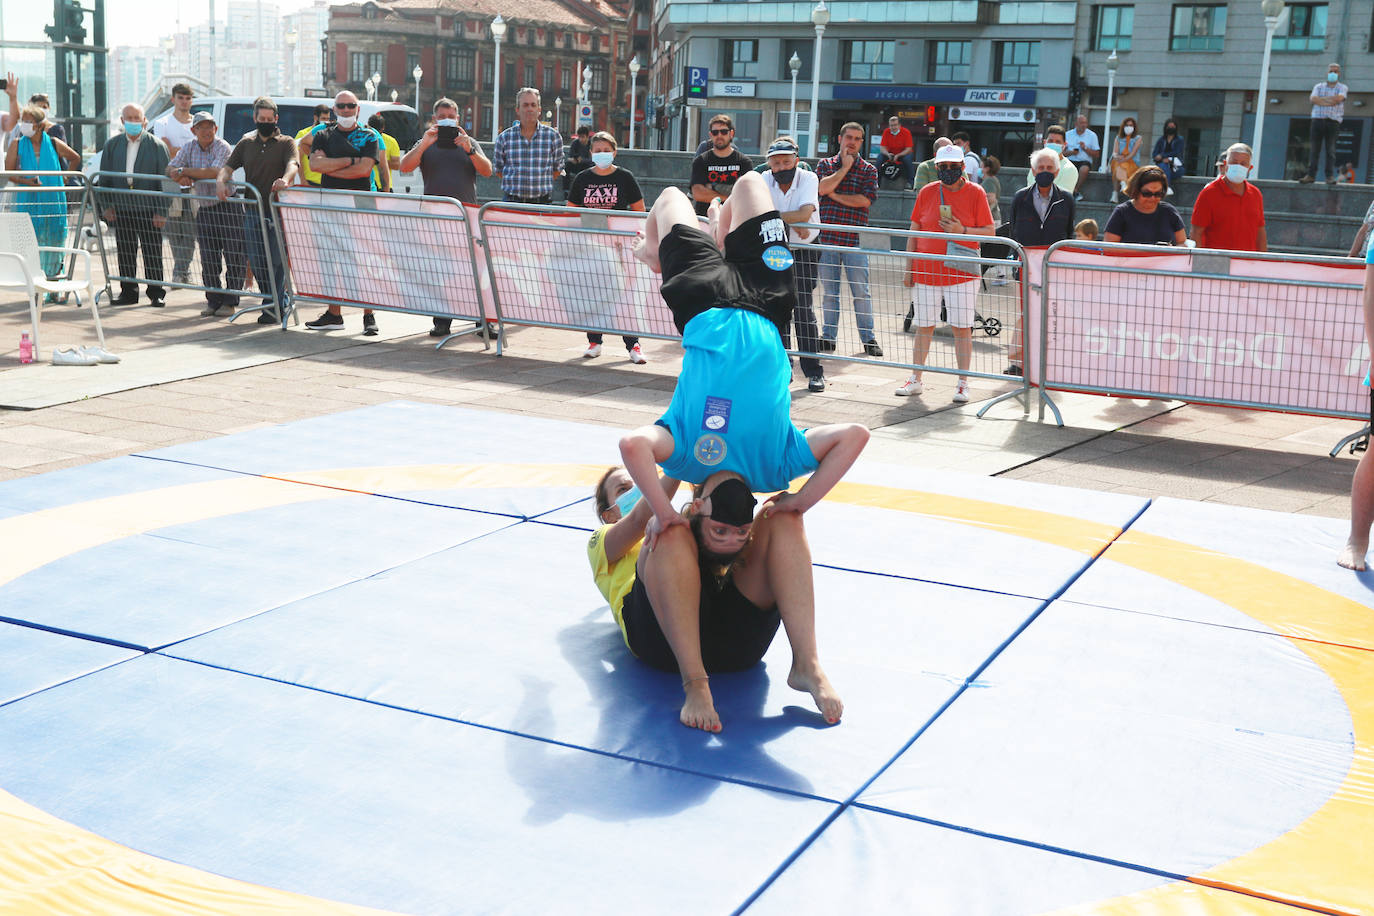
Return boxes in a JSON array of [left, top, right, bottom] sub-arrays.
[[4, 103, 81, 281], [1110, 116, 1142, 203]]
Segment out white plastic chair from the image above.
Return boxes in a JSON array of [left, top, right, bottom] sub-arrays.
[[0, 211, 105, 358]]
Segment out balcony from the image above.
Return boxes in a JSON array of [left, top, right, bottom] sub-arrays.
[[656, 0, 1073, 38]]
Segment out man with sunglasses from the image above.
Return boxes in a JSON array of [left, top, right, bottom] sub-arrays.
[[300, 90, 382, 334], [690, 114, 752, 217]]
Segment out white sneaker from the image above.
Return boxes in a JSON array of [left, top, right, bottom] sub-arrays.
[[583, 343, 602, 359], [894, 374, 923, 397], [79, 346, 121, 364], [52, 347, 99, 366], [628, 343, 647, 364], [953, 378, 970, 403]]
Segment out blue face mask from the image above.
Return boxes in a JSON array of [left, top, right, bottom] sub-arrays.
[[1045, 142, 1063, 154], [1328, 71, 1339, 83], [614, 484, 641, 517], [123, 121, 143, 137], [591, 151, 615, 169]]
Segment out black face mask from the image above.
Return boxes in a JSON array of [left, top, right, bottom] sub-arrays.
[[771, 167, 796, 186], [437, 125, 460, 148], [1164, 125, 1177, 136], [937, 167, 963, 185], [1034, 170, 1056, 188], [256, 122, 277, 137]]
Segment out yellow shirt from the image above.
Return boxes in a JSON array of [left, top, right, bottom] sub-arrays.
[[295, 124, 322, 185], [372, 131, 400, 191], [587, 524, 641, 651]]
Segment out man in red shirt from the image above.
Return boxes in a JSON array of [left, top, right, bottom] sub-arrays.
[[1190, 142, 1267, 252], [877, 115, 915, 187], [895, 144, 994, 404]]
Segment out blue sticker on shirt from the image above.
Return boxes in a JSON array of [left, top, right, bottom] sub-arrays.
[[702, 396, 732, 433], [694, 434, 727, 466], [761, 245, 794, 272]]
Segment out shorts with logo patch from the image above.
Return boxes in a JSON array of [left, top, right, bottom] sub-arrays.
[[620, 567, 782, 673], [658, 211, 796, 335]]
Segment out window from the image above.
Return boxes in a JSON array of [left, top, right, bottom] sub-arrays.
[[1273, 3, 1326, 52], [483, 59, 494, 89], [349, 52, 368, 82], [590, 59, 608, 98], [927, 40, 971, 82], [1092, 5, 1133, 50], [617, 40, 626, 63], [524, 63, 535, 86], [780, 39, 813, 79], [445, 47, 474, 88], [561, 65, 571, 91], [505, 61, 515, 89], [406, 52, 420, 77], [842, 40, 894, 81], [724, 39, 758, 78], [1170, 4, 1227, 51], [994, 41, 1039, 83], [993, 1, 1077, 24]]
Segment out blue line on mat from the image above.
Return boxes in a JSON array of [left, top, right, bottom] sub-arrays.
[[0, 654, 147, 711], [731, 499, 1155, 915], [0, 616, 148, 652]]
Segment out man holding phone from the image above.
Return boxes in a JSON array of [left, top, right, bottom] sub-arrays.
[[399, 96, 493, 338]]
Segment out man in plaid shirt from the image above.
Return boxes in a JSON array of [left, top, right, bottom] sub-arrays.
[[493, 87, 565, 203], [167, 111, 244, 317], [816, 122, 882, 357], [1301, 63, 1347, 184]]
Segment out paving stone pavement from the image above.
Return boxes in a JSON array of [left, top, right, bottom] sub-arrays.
[[0, 283, 1362, 522]]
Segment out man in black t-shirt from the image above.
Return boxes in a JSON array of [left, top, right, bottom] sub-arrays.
[[690, 114, 753, 217], [563, 125, 592, 199]]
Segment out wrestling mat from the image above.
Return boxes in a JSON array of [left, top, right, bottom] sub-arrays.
[[0, 402, 1369, 915]]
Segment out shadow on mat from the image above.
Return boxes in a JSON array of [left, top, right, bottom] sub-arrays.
[[505, 613, 820, 824]]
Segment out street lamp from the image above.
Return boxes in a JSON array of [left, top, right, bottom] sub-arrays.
[[581, 64, 593, 129], [491, 14, 507, 142], [1099, 49, 1118, 174], [364, 77, 375, 101], [555, 96, 562, 132], [628, 55, 640, 148], [391, 89, 398, 104], [372, 70, 381, 102], [412, 64, 423, 112], [809, 1, 829, 157], [788, 52, 802, 141], [1254, 0, 1286, 175]]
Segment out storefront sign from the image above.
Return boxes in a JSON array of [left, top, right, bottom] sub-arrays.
[[833, 85, 1037, 104], [711, 81, 756, 98], [949, 106, 1037, 123]]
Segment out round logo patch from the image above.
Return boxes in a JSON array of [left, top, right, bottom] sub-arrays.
[[694, 434, 727, 466], [761, 245, 794, 272], [704, 414, 726, 430]]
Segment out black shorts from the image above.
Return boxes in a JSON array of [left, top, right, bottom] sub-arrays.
[[657, 211, 796, 335], [621, 569, 782, 674]]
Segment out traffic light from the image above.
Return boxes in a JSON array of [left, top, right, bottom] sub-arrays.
[[44, 0, 86, 44], [925, 105, 936, 124]]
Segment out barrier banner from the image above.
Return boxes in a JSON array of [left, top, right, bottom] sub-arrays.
[[478, 206, 677, 338], [277, 188, 487, 319], [1042, 248, 1367, 417]]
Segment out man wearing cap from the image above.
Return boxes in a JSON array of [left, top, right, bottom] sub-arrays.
[[760, 136, 826, 392], [169, 111, 244, 317], [587, 465, 844, 734]]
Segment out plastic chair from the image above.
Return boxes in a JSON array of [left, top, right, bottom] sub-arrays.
[[0, 212, 104, 358]]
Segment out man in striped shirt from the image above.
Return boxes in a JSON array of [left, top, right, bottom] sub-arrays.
[[493, 87, 565, 203]]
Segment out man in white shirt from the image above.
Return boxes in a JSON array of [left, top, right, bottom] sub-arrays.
[[152, 83, 198, 283], [760, 136, 826, 392], [1064, 113, 1099, 200]]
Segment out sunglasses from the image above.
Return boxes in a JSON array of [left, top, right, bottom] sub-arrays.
[[1137, 188, 1165, 198], [336, 103, 358, 110], [709, 128, 731, 136]]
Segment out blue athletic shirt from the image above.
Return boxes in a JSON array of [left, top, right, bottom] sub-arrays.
[[656, 307, 818, 491]]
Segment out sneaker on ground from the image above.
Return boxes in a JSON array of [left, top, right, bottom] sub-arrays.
[[1298, 174, 1315, 184], [51, 346, 99, 366], [583, 343, 603, 358], [305, 311, 344, 330], [1003, 363, 1023, 377], [78, 346, 121, 364], [257, 309, 278, 325], [953, 378, 970, 403], [200, 303, 221, 317], [864, 340, 883, 358], [363, 314, 378, 336], [818, 338, 836, 352], [894, 374, 923, 397], [807, 375, 826, 392], [628, 343, 647, 364]]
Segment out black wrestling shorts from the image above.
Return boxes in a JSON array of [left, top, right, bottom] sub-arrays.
[[621, 569, 782, 674], [657, 211, 796, 335]]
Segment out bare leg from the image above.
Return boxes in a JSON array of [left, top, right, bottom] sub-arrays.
[[1340, 446, 1374, 569], [715, 171, 776, 237], [910, 324, 936, 380], [732, 511, 843, 724], [952, 326, 973, 377], [638, 523, 720, 732], [632, 186, 697, 274]]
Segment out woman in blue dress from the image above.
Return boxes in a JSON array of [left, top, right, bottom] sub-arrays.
[[4, 104, 81, 280]]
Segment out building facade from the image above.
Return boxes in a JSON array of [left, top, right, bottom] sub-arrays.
[[325, 0, 631, 140]]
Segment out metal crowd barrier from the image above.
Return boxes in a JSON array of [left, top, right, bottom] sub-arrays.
[[274, 186, 491, 345], [91, 171, 286, 325], [0, 170, 108, 303], [1024, 239, 1368, 440]]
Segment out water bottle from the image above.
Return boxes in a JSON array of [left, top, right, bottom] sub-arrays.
[[18, 332, 33, 364]]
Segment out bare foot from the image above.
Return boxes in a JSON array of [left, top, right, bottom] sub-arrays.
[[1338, 539, 1368, 570], [680, 680, 721, 732], [706, 197, 727, 249], [788, 665, 843, 724], [631, 230, 661, 273]]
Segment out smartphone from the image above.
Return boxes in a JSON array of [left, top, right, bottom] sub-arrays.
[[0, 79, 7, 91], [939, 204, 953, 221]]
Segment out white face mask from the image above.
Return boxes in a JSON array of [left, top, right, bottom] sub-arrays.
[[435, 118, 458, 128], [1225, 163, 1250, 183], [18, 122, 35, 137], [591, 151, 615, 168], [336, 114, 357, 129], [1123, 125, 1134, 136]]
